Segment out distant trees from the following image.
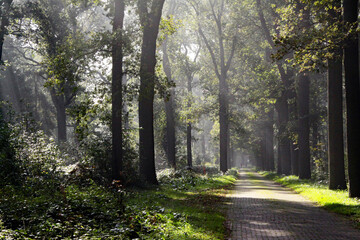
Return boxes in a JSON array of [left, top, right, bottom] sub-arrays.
[[193, 0, 237, 173], [25, 0, 87, 143]]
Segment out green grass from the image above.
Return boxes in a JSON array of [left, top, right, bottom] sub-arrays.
[[0, 171, 237, 239], [260, 171, 360, 227], [125, 174, 237, 239]]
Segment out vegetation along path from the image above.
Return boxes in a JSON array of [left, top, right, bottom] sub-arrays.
[[226, 169, 360, 240]]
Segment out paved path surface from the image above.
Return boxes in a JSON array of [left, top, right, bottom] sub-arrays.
[[226, 169, 360, 240]]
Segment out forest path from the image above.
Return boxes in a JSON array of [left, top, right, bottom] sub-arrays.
[[225, 169, 360, 240]]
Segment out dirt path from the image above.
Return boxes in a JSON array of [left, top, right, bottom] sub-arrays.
[[226, 169, 360, 240]]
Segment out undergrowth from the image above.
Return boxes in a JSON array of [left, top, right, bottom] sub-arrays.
[[260, 171, 360, 228], [0, 169, 238, 239]]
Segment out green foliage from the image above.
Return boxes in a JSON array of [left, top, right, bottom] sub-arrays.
[[0, 167, 236, 239], [0, 115, 17, 187]]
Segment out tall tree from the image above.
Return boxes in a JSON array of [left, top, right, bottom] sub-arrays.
[[328, 1, 346, 190], [195, 0, 237, 173], [138, 0, 165, 184], [112, 0, 125, 180], [162, 39, 176, 169], [297, 72, 311, 179], [256, 0, 292, 175], [161, 0, 177, 169], [343, 0, 360, 197]]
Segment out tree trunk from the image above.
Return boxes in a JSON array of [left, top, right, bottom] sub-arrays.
[[277, 94, 291, 175], [298, 73, 311, 179], [266, 110, 275, 171], [343, 0, 360, 197], [201, 131, 206, 163], [0, 0, 12, 63], [187, 72, 193, 168], [288, 90, 299, 176], [328, 53, 346, 190], [162, 40, 176, 169], [219, 75, 229, 172], [187, 123, 192, 168], [55, 95, 67, 142], [291, 144, 299, 175], [111, 0, 125, 181], [138, 0, 165, 185], [260, 135, 266, 170], [327, 0, 346, 190]]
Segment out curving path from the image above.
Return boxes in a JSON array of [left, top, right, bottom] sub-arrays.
[[226, 169, 360, 240]]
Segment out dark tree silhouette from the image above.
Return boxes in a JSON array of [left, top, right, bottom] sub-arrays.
[[138, 0, 165, 185], [112, 0, 125, 180], [343, 0, 360, 197]]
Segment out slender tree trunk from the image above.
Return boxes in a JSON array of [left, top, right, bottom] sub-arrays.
[[298, 73, 311, 179], [162, 40, 176, 169], [0, 0, 12, 63], [277, 94, 291, 175], [266, 110, 275, 171], [227, 130, 232, 169], [201, 131, 206, 162], [289, 90, 299, 176], [187, 123, 192, 168], [260, 135, 266, 170], [328, 53, 346, 190], [111, 0, 125, 181], [219, 75, 229, 172], [138, 0, 165, 185], [291, 144, 299, 175], [187, 75, 192, 168], [55, 95, 67, 142], [343, 0, 360, 197]]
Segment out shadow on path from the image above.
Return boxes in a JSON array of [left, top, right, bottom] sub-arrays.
[[226, 169, 360, 240]]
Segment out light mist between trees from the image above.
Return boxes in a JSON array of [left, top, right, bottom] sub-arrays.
[[0, 0, 360, 198]]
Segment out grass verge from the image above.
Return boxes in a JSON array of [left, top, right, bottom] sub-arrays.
[[260, 171, 360, 227]]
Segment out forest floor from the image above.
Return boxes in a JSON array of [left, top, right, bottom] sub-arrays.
[[0, 170, 238, 239], [226, 169, 360, 240]]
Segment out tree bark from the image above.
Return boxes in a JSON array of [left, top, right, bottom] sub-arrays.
[[54, 94, 67, 142], [266, 110, 275, 171], [343, 0, 360, 197], [0, 0, 12, 63], [111, 0, 125, 181], [162, 40, 176, 169], [187, 72, 193, 168], [276, 94, 291, 175], [219, 74, 229, 172], [328, 53, 346, 190], [138, 0, 165, 185], [327, 0, 346, 190], [298, 73, 311, 179]]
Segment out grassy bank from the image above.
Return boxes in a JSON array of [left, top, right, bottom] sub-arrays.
[[0, 170, 237, 239], [260, 171, 360, 227]]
